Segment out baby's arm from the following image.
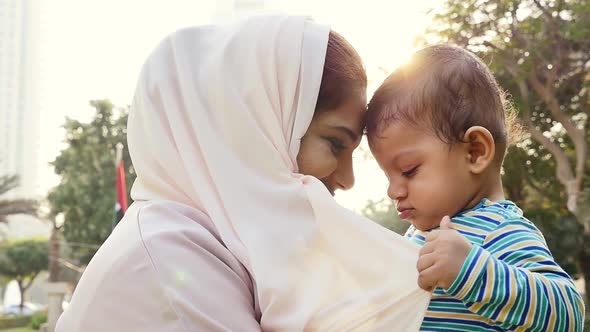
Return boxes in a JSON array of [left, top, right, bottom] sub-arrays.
[[446, 220, 585, 331]]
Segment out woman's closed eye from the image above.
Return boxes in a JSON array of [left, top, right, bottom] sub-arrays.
[[324, 137, 347, 155], [401, 165, 419, 177]]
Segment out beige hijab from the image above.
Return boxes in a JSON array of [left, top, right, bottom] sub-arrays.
[[59, 15, 430, 331]]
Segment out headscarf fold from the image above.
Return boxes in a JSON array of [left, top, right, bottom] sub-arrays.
[[127, 15, 429, 331]]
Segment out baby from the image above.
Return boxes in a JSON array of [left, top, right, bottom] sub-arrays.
[[366, 45, 585, 331]]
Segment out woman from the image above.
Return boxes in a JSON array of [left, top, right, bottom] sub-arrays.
[[56, 15, 430, 331]]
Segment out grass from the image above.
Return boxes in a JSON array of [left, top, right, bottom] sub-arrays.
[[0, 328, 35, 332]]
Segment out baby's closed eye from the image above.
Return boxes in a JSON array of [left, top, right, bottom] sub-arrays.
[[401, 165, 419, 177]]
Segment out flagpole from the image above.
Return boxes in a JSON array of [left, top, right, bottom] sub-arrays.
[[115, 143, 124, 166]]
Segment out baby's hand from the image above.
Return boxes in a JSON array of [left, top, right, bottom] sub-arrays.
[[417, 216, 472, 292]]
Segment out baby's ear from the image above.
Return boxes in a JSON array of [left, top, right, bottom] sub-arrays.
[[462, 126, 495, 174]]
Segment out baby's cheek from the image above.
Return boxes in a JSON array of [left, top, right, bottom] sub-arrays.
[[414, 180, 447, 213]]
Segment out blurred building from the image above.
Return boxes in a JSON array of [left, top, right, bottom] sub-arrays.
[[0, 0, 43, 198]]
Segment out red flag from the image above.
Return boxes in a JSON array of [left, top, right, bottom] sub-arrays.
[[114, 144, 128, 224]]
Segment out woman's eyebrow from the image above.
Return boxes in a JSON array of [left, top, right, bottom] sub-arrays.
[[331, 125, 359, 142]]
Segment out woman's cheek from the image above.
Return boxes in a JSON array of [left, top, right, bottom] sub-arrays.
[[312, 152, 338, 179], [297, 142, 337, 179]]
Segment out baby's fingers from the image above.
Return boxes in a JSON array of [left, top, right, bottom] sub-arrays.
[[419, 241, 436, 256], [417, 252, 436, 272], [417, 265, 439, 292]]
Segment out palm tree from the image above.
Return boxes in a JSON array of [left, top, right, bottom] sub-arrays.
[[0, 175, 38, 223]]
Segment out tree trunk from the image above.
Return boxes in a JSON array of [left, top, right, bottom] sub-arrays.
[[48, 228, 61, 282], [17, 279, 24, 314]]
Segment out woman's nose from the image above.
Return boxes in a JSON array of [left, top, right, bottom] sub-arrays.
[[334, 154, 355, 191]]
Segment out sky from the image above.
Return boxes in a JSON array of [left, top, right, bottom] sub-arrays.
[[38, 0, 441, 210]]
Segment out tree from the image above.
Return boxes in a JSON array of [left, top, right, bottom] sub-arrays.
[[47, 100, 135, 264], [503, 145, 581, 275], [0, 238, 48, 313], [0, 174, 38, 223], [425, 0, 590, 309]]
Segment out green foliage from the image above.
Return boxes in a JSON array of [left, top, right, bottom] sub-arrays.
[[361, 199, 409, 235], [29, 311, 47, 330], [0, 238, 48, 282], [47, 100, 135, 264], [503, 145, 581, 275], [0, 239, 47, 323], [0, 316, 32, 329]]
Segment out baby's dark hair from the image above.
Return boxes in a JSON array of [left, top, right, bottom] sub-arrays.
[[366, 44, 521, 164]]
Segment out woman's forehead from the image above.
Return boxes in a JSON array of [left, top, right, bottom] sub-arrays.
[[316, 99, 365, 132]]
